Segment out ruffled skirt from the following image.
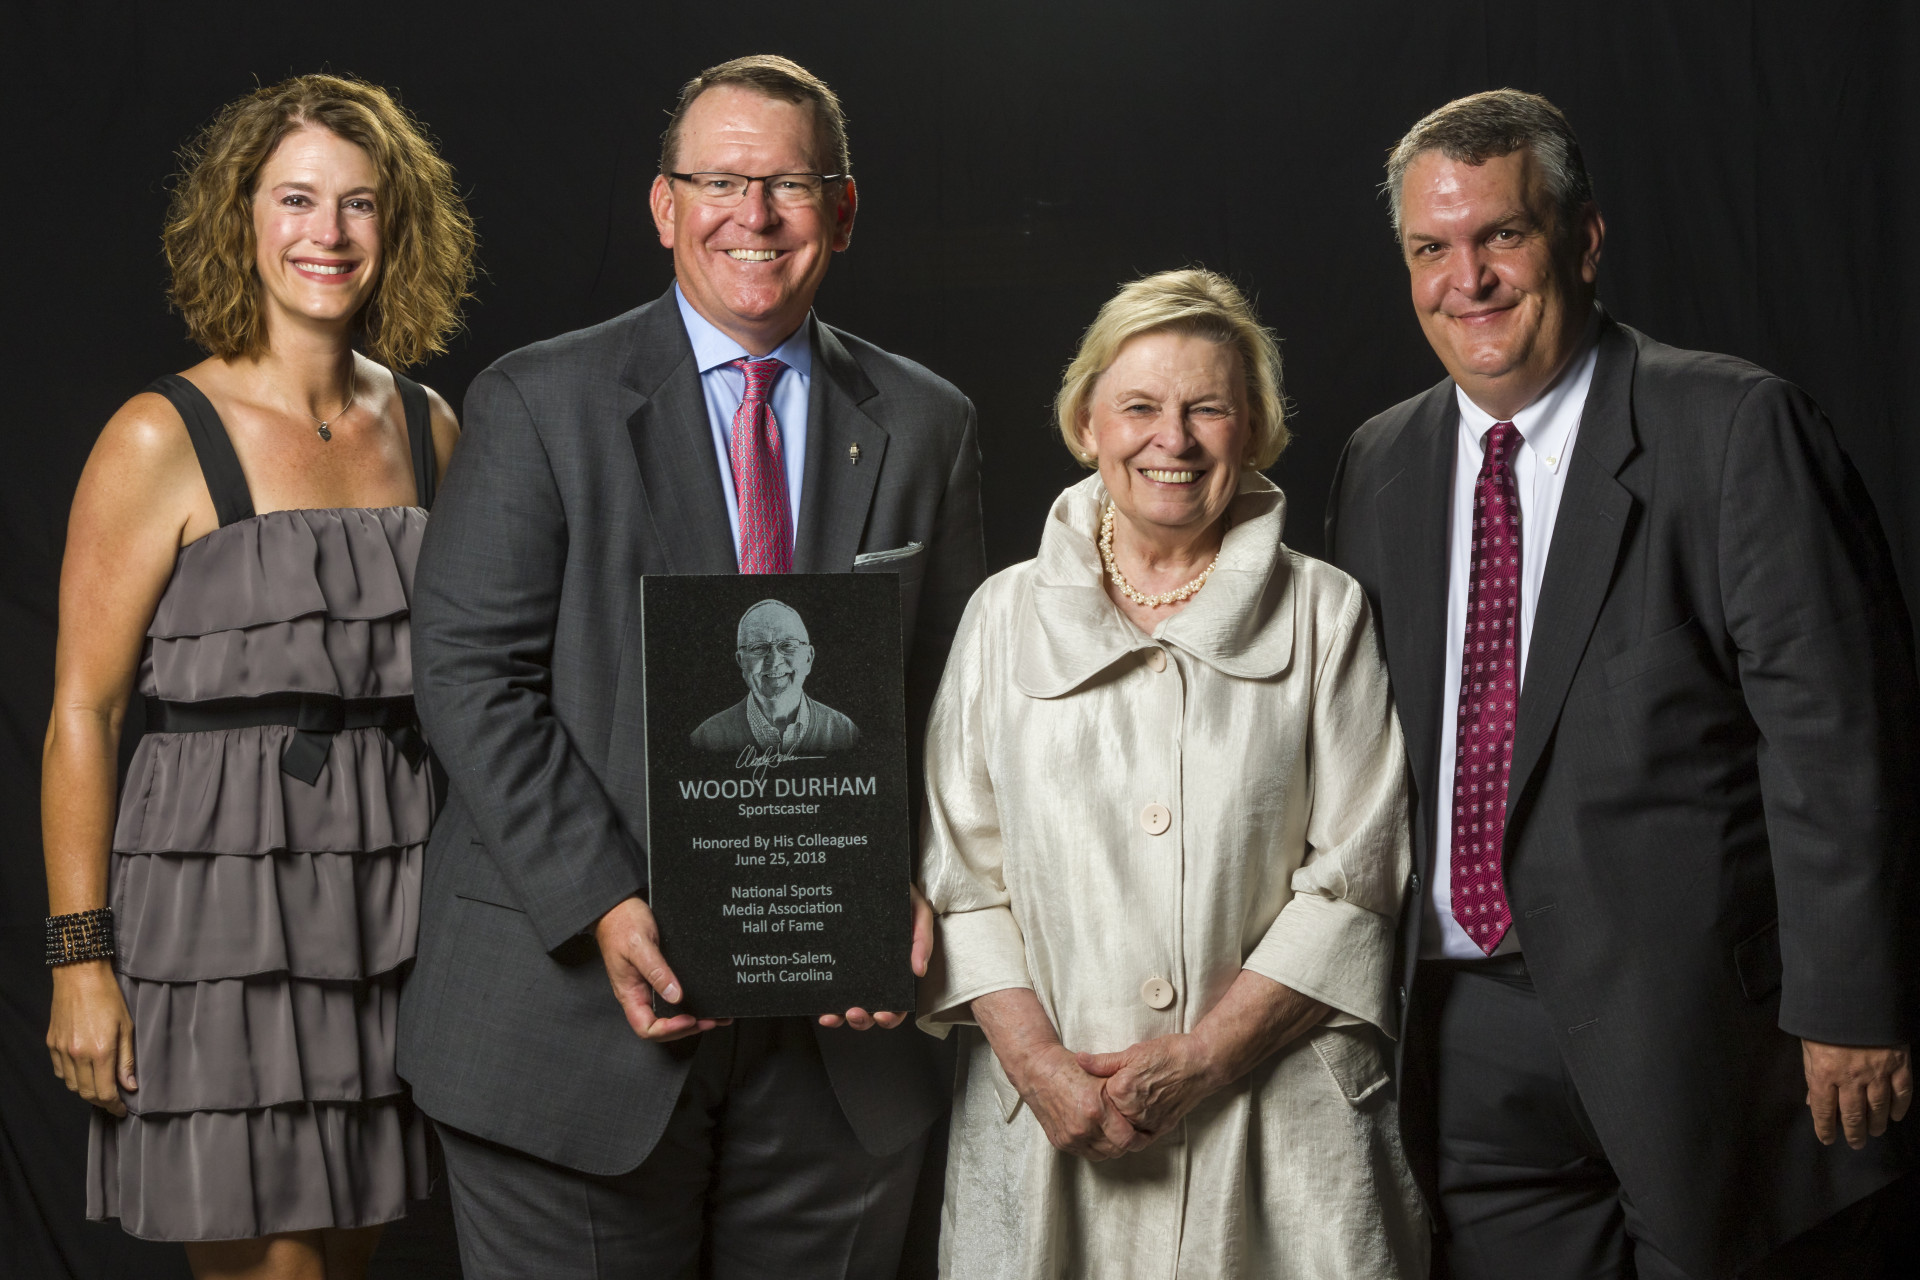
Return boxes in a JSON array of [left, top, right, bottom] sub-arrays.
[[89, 721, 432, 1241]]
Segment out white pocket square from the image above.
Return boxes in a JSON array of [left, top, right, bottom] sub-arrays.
[[852, 541, 925, 567]]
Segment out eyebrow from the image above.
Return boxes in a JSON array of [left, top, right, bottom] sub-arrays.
[[1406, 208, 1537, 242], [270, 180, 376, 197]]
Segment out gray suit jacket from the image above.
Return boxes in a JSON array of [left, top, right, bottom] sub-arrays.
[[399, 288, 985, 1174], [1326, 312, 1918, 1278]]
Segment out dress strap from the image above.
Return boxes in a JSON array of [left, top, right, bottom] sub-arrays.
[[145, 374, 255, 527], [392, 371, 435, 510]]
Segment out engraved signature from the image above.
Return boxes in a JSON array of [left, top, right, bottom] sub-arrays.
[[735, 744, 826, 781]]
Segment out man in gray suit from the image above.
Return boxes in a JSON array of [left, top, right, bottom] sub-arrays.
[[1326, 91, 1915, 1278], [400, 55, 985, 1278]]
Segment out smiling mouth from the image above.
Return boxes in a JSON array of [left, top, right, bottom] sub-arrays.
[[294, 260, 358, 278], [726, 249, 780, 262], [1141, 468, 1202, 484]]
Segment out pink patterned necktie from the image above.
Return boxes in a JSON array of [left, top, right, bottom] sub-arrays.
[[1451, 421, 1522, 955], [728, 357, 792, 575]]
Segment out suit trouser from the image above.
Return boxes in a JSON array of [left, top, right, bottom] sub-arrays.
[[434, 1017, 929, 1280], [1406, 954, 1914, 1280]]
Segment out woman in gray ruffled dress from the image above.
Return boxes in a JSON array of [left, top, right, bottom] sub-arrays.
[[42, 75, 473, 1278]]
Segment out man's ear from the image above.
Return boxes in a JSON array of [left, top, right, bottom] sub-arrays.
[[650, 173, 677, 248], [1577, 203, 1606, 285], [830, 177, 858, 253]]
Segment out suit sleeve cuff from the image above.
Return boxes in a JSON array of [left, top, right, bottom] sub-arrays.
[[916, 904, 1032, 1036], [1243, 892, 1397, 1037]]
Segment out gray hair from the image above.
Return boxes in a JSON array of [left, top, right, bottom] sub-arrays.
[[1385, 89, 1594, 243]]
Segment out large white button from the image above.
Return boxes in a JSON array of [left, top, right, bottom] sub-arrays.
[[1147, 648, 1168, 672], [1140, 803, 1171, 836], [1140, 978, 1175, 1010]]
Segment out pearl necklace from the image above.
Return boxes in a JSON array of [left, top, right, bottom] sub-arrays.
[[1098, 502, 1220, 608]]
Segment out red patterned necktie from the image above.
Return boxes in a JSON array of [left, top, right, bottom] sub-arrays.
[[728, 357, 792, 575], [1451, 421, 1522, 955]]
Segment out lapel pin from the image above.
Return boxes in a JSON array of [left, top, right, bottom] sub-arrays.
[[848, 444, 861, 465]]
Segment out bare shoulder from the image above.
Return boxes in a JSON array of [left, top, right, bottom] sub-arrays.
[[87, 390, 202, 494], [415, 379, 461, 473]]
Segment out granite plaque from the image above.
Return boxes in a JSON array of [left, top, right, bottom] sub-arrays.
[[640, 574, 915, 1018]]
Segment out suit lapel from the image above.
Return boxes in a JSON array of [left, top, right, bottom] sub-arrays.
[[619, 291, 738, 576], [1373, 380, 1457, 811], [792, 319, 887, 574], [1508, 318, 1639, 807]]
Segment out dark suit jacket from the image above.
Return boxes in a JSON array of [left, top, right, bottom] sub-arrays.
[[1326, 313, 1917, 1278], [398, 288, 985, 1174], [689, 694, 860, 754]]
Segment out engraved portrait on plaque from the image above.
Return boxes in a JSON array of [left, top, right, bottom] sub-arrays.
[[689, 601, 861, 755]]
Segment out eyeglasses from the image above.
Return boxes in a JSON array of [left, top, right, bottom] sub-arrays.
[[666, 171, 846, 208], [739, 639, 809, 663]]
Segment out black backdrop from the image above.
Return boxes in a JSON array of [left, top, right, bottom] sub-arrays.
[[4, 2, 1917, 1276]]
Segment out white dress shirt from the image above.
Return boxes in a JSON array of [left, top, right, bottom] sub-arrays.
[[673, 284, 812, 560], [1424, 310, 1601, 960]]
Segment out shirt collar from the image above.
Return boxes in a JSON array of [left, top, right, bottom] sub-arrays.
[[673, 283, 813, 379], [1454, 303, 1602, 474], [746, 692, 813, 751]]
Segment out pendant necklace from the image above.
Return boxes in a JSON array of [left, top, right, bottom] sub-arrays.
[[305, 381, 355, 442]]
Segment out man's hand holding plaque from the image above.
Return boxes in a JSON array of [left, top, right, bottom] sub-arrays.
[[595, 885, 932, 1038]]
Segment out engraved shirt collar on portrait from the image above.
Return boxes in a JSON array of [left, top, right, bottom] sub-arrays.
[[746, 691, 815, 752]]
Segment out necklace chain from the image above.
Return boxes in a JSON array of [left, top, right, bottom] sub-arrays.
[[305, 378, 355, 442], [1098, 502, 1220, 608]]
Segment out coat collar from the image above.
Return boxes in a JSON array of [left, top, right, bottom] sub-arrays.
[[1013, 471, 1296, 698], [619, 289, 737, 575], [792, 318, 886, 574], [1506, 310, 1638, 806]]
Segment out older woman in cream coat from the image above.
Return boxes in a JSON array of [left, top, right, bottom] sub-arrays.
[[917, 270, 1427, 1278]]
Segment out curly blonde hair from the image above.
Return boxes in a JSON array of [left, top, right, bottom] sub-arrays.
[[163, 74, 476, 368], [1056, 268, 1290, 471]]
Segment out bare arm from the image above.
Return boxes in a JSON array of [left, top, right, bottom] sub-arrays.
[[43, 393, 210, 1115]]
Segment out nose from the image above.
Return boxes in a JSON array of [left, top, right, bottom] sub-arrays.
[[310, 202, 348, 249], [1449, 242, 1493, 298], [1158, 411, 1200, 453], [732, 179, 777, 231]]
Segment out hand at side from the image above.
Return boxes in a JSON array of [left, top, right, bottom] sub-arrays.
[[46, 959, 137, 1116], [1802, 1040, 1912, 1149], [594, 896, 731, 1042]]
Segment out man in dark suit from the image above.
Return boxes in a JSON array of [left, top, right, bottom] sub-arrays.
[[690, 600, 861, 754], [1326, 89, 1916, 1279], [400, 55, 984, 1278]]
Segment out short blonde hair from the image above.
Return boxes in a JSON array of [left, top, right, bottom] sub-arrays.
[[163, 73, 476, 368], [1055, 268, 1289, 470]]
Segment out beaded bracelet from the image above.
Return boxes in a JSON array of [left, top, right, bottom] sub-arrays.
[[45, 907, 115, 966]]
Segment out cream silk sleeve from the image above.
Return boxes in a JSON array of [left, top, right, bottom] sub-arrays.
[[915, 586, 1032, 1033], [1242, 580, 1413, 1035]]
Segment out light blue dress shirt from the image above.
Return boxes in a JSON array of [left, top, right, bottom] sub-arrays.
[[673, 284, 812, 561]]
